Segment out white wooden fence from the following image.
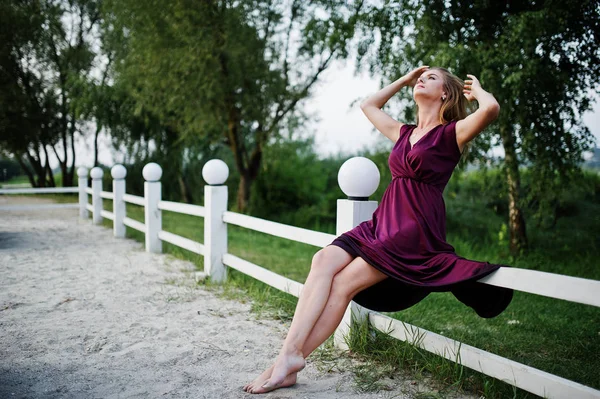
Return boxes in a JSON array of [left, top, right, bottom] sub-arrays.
[[1, 159, 599, 399]]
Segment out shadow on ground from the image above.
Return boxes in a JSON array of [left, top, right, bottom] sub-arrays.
[[0, 232, 31, 250]]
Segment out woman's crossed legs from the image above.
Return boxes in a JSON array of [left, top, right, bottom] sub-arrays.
[[243, 245, 387, 394]]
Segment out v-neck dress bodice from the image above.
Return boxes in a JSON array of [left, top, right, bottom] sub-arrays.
[[330, 121, 513, 318]]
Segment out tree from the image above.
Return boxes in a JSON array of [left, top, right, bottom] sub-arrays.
[[0, 0, 103, 187], [70, 51, 114, 168], [89, 80, 227, 203], [357, 0, 600, 255], [104, 0, 363, 212], [41, 0, 102, 187], [0, 0, 59, 187]]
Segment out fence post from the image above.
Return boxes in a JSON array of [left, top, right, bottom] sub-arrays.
[[203, 159, 229, 283], [333, 157, 380, 350], [143, 163, 162, 253], [77, 167, 88, 219], [112, 164, 127, 238], [90, 167, 103, 225]]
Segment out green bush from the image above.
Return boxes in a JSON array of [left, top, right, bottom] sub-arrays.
[[248, 137, 344, 231]]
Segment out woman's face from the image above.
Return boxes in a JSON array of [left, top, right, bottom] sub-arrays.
[[413, 70, 446, 101]]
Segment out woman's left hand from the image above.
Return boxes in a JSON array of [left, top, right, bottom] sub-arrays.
[[456, 73, 500, 150], [463, 74, 481, 101]]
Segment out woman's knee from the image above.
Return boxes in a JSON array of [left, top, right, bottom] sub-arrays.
[[330, 258, 387, 299], [310, 246, 352, 277], [329, 275, 354, 303], [310, 249, 333, 276]]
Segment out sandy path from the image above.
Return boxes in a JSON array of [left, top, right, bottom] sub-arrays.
[[0, 196, 475, 399]]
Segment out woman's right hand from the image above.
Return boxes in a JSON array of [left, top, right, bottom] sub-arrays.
[[403, 65, 430, 87], [360, 65, 428, 142]]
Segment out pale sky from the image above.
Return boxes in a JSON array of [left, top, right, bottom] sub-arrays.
[[81, 60, 599, 168], [306, 60, 600, 159]]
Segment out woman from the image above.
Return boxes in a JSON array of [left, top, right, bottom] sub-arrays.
[[243, 66, 513, 394]]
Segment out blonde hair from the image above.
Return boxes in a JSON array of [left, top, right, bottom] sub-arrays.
[[415, 68, 470, 156], [416, 67, 468, 125], [436, 67, 468, 123]]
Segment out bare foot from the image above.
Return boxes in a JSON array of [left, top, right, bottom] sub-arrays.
[[245, 371, 297, 394], [259, 349, 305, 392], [243, 365, 273, 393]]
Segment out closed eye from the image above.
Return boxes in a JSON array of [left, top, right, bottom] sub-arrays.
[[419, 73, 439, 81]]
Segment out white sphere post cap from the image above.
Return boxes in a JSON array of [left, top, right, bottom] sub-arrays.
[[77, 167, 88, 178], [111, 164, 127, 180], [338, 157, 380, 200], [142, 163, 163, 182], [90, 167, 104, 179], [202, 159, 229, 185]]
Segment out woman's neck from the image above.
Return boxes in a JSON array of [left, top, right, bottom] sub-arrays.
[[417, 105, 441, 128]]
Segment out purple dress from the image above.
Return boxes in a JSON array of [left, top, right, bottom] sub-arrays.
[[331, 121, 513, 318]]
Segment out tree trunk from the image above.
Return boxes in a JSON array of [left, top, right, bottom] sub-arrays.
[[62, 166, 74, 187], [42, 145, 55, 187], [17, 156, 36, 188], [68, 118, 76, 187], [235, 146, 262, 213], [46, 164, 56, 187], [58, 162, 69, 187], [62, 114, 77, 187], [94, 124, 101, 167], [26, 149, 46, 187], [178, 175, 193, 204], [236, 172, 252, 212], [59, 156, 74, 187], [499, 125, 528, 255]]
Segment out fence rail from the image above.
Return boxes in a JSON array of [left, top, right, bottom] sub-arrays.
[[369, 312, 600, 399], [100, 191, 114, 200], [123, 194, 145, 206], [0, 187, 78, 194], [158, 201, 204, 217], [123, 217, 145, 233], [100, 210, 114, 221], [222, 211, 335, 247], [479, 268, 600, 307], [4, 162, 599, 399], [222, 253, 304, 298], [158, 230, 204, 255]]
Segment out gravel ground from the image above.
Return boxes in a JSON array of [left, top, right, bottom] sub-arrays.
[[0, 195, 477, 399]]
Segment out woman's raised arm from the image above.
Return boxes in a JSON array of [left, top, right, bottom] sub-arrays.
[[360, 66, 429, 142], [455, 74, 500, 151]]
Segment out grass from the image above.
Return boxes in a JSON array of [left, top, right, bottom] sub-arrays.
[[345, 318, 524, 398], [26, 178, 600, 399], [2, 175, 31, 186], [360, 292, 598, 397], [0, 192, 78, 204], [114, 195, 600, 398], [39, 193, 79, 203], [2, 171, 70, 187]]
